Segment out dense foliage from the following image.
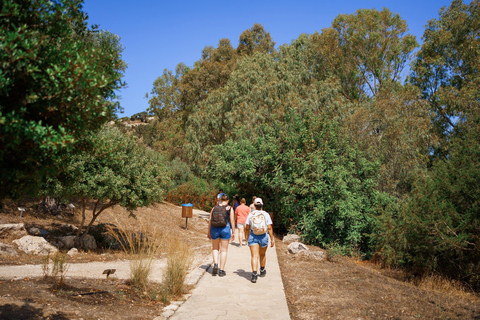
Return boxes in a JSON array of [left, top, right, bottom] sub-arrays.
[[140, 1, 479, 289], [0, 0, 126, 199], [384, 0, 480, 289], [2, 0, 478, 290], [44, 126, 170, 237]]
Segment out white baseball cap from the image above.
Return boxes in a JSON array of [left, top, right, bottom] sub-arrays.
[[254, 198, 263, 205]]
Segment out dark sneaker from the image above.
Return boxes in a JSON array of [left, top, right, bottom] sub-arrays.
[[260, 268, 266, 277], [251, 273, 258, 283], [219, 270, 226, 277], [212, 263, 218, 276]]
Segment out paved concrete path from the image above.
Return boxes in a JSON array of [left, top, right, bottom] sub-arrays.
[[168, 229, 291, 320]]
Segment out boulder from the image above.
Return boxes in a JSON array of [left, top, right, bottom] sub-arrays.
[[282, 234, 301, 244], [0, 223, 28, 239], [28, 227, 42, 236], [81, 234, 97, 250], [12, 235, 58, 255], [287, 241, 310, 254], [0, 243, 18, 256], [59, 235, 76, 249], [67, 248, 79, 257], [60, 224, 79, 233]]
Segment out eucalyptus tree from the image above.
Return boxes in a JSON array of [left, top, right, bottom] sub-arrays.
[[0, 0, 126, 200], [236, 23, 276, 56], [186, 42, 385, 252], [306, 9, 432, 196], [312, 8, 418, 100], [378, 0, 480, 290], [410, 0, 480, 155]]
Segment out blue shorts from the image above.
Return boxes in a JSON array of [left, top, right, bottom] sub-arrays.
[[211, 224, 232, 240], [248, 232, 269, 248]]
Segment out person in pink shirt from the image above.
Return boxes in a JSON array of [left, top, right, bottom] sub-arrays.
[[235, 198, 251, 247]]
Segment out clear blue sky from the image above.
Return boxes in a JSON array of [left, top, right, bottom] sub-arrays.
[[82, 0, 455, 118]]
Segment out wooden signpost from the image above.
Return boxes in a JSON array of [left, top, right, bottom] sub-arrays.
[[182, 203, 193, 229]]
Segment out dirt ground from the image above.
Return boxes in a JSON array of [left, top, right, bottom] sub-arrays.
[[1, 198, 480, 320], [276, 240, 480, 319], [0, 199, 210, 320]]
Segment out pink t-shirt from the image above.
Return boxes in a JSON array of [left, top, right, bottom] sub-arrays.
[[235, 204, 251, 224]]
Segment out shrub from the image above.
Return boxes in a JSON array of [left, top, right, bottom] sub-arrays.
[[106, 217, 165, 291], [162, 237, 193, 297]]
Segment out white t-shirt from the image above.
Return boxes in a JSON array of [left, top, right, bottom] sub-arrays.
[[245, 210, 273, 227]]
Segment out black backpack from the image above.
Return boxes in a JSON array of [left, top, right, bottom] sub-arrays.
[[211, 205, 230, 227]]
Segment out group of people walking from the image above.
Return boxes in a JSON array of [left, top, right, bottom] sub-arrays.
[[207, 191, 274, 283]]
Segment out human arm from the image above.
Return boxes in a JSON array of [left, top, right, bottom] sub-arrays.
[[245, 214, 251, 235], [207, 209, 213, 239], [234, 207, 238, 228], [230, 207, 235, 241], [268, 224, 275, 247]]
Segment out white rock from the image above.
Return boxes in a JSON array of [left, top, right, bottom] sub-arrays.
[[287, 241, 310, 254], [67, 248, 79, 257], [12, 235, 58, 255], [282, 234, 301, 244]]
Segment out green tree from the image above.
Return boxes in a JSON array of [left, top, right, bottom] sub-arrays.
[[179, 38, 237, 117], [376, 0, 480, 289], [186, 43, 384, 252], [375, 114, 480, 289], [311, 8, 418, 100], [45, 126, 170, 240], [236, 23, 276, 56], [304, 9, 431, 196], [410, 0, 480, 155], [0, 0, 126, 199]]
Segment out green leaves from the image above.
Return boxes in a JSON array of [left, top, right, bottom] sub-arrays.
[[0, 0, 126, 199], [45, 126, 170, 212]]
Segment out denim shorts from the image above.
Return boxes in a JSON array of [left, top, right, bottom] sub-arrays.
[[210, 224, 231, 240], [248, 232, 269, 248]]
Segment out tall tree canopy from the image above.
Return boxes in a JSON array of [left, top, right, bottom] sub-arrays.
[[0, 0, 126, 199], [410, 0, 480, 154], [376, 0, 480, 289], [311, 8, 418, 100], [142, 2, 478, 289]]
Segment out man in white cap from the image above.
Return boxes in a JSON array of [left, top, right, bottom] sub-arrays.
[[245, 197, 274, 283]]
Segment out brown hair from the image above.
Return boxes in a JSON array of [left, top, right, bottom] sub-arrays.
[[220, 194, 229, 201], [240, 198, 246, 204]]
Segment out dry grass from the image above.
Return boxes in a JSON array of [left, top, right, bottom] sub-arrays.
[[413, 273, 474, 298], [276, 238, 480, 320], [105, 216, 165, 290], [105, 212, 194, 299], [162, 236, 193, 298]]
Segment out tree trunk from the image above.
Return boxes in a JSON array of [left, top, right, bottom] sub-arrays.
[[40, 196, 59, 215]]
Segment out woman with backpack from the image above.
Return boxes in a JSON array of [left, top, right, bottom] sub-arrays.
[[245, 197, 274, 283], [207, 193, 235, 277]]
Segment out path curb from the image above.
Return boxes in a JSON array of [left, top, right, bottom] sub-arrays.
[[156, 254, 212, 320]]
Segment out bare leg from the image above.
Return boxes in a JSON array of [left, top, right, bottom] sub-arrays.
[[249, 244, 260, 272], [219, 239, 230, 270], [238, 226, 244, 246], [211, 238, 220, 264], [259, 245, 268, 268]]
